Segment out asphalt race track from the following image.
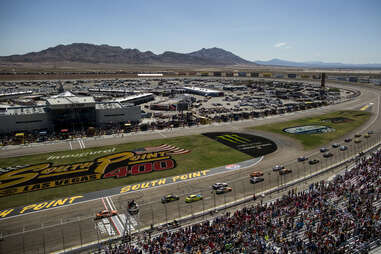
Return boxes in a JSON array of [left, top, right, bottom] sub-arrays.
[[0, 81, 381, 254]]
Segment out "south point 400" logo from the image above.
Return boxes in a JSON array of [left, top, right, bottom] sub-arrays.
[[0, 144, 190, 197]]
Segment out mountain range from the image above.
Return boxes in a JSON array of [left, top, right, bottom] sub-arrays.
[[255, 58, 381, 69], [0, 43, 254, 66], [1, 43, 380, 68]]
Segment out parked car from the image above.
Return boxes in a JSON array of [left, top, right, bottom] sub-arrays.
[[250, 177, 264, 184], [332, 143, 340, 148], [250, 171, 264, 177], [309, 159, 320, 165], [272, 165, 284, 171], [323, 152, 333, 158], [364, 134, 370, 138], [345, 138, 352, 143], [368, 130, 374, 135], [320, 147, 329, 153], [279, 169, 292, 175], [354, 134, 362, 138], [354, 139, 362, 143], [339, 145, 348, 151]]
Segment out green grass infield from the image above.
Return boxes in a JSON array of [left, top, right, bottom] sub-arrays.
[[251, 110, 371, 149], [0, 135, 251, 209]]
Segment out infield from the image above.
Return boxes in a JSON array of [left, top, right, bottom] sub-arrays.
[[0, 134, 252, 209], [251, 111, 371, 149]]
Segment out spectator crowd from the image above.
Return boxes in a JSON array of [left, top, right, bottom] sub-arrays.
[[96, 148, 381, 254]]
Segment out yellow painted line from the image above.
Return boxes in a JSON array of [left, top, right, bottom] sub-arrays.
[[360, 104, 369, 111]]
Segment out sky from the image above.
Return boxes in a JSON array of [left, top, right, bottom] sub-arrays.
[[0, 0, 380, 64]]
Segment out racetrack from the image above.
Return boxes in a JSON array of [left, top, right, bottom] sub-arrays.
[[0, 81, 381, 254]]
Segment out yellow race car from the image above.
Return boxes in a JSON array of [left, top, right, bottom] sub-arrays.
[[185, 194, 203, 203]]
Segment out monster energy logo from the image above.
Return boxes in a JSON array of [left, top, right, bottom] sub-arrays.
[[203, 132, 277, 157], [217, 134, 250, 144]]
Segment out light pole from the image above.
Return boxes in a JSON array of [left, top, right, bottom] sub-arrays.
[[177, 198, 181, 218], [164, 203, 168, 224], [151, 204, 154, 226]]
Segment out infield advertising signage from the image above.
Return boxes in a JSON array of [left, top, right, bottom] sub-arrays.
[[0, 144, 190, 197], [202, 132, 277, 157], [283, 125, 335, 134]]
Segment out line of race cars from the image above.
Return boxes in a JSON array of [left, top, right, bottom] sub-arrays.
[[295, 131, 374, 166], [266, 131, 375, 183], [162, 183, 233, 204]]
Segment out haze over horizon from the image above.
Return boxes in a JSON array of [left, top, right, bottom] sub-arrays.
[[0, 0, 380, 64]]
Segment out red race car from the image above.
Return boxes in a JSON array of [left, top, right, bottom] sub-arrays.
[[279, 169, 292, 175], [95, 210, 118, 220], [250, 171, 264, 177]]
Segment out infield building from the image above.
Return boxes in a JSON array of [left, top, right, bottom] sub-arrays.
[[0, 91, 141, 134]]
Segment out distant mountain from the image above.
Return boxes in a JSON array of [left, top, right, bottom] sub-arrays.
[[189, 47, 252, 65], [0, 43, 256, 66], [255, 58, 381, 69]]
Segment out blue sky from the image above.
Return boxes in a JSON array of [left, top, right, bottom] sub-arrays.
[[0, 0, 380, 63]]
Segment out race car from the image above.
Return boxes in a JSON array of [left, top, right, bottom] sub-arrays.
[[212, 182, 228, 190], [95, 210, 118, 220], [339, 145, 348, 151], [161, 194, 180, 203], [216, 186, 232, 194], [272, 165, 284, 171], [185, 194, 203, 203], [309, 159, 320, 165], [127, 200, 139, 215], [250, 171, 264, 177], [297, 156, 308, 162], [250, 177, 264, 184], [279, 169, 292, 175]]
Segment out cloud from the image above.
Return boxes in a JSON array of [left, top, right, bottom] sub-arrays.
[[274, 42, 287, 48]]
